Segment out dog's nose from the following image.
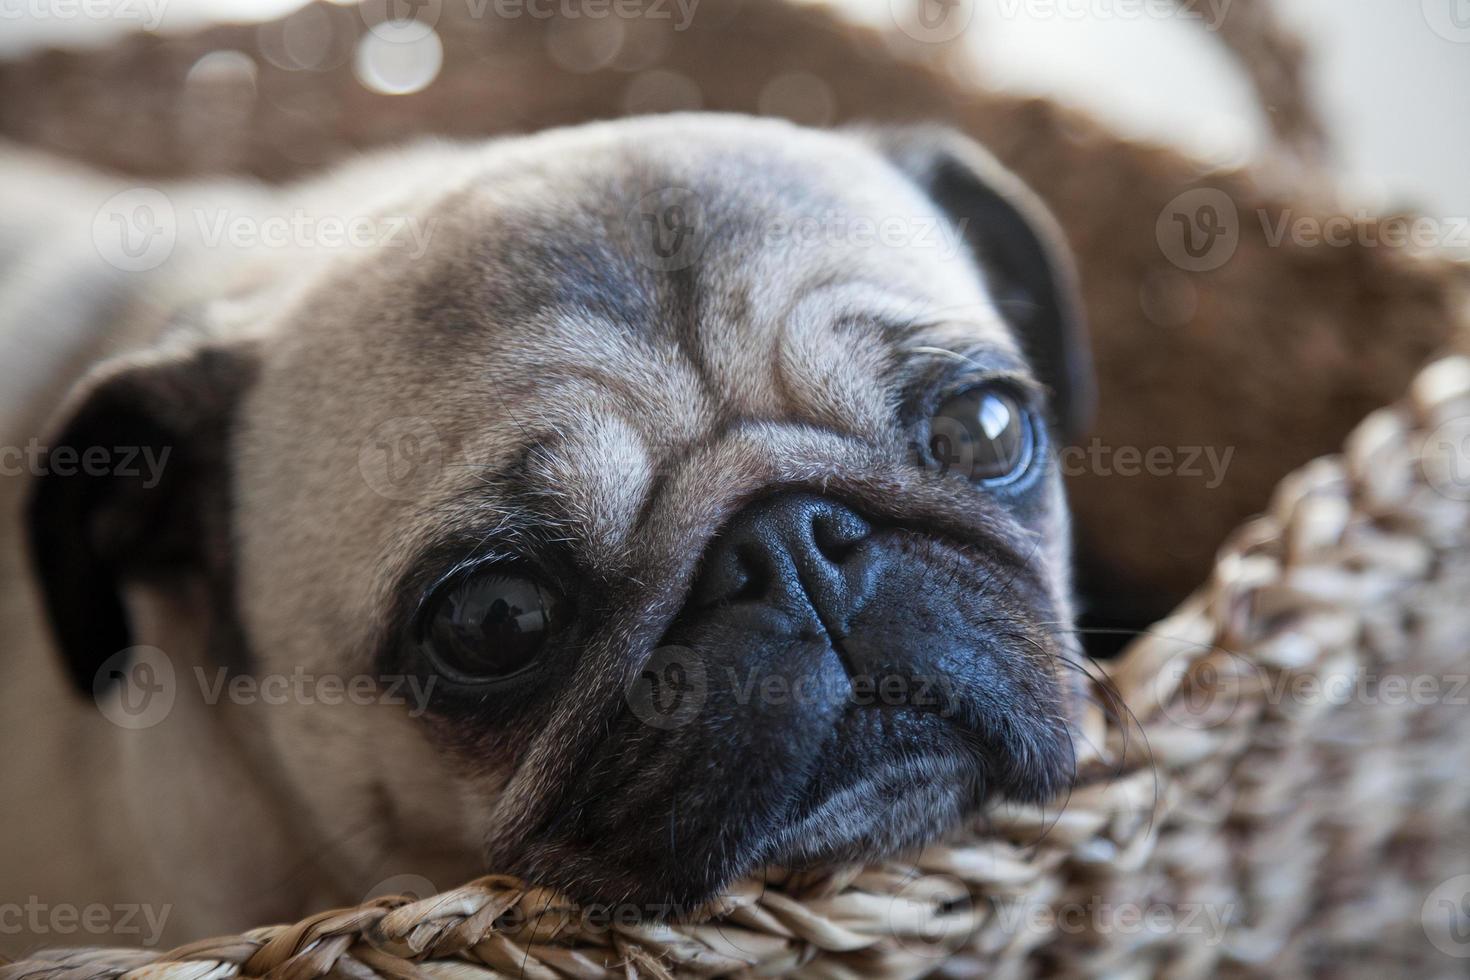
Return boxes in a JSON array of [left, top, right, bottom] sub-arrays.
[[692, 493, 874, 625]]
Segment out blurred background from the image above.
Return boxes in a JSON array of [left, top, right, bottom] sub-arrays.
[[3, 0, 1469, 217]]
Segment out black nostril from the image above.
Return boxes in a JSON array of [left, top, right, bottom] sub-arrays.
[[728, 542, 769, 600], [689, 493, 873, 611], [812, 509, 870, 562]]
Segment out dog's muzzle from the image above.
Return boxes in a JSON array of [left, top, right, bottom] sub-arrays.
[[521, 492, 1074, 910]]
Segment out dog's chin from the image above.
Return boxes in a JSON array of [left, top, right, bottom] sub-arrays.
[[496, 654, 1074, 912], [761, 755, 980, 869], [501, 715, 1070, 914]]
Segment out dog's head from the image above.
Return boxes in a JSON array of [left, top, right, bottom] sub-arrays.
[[28, 115, 1091, 909]]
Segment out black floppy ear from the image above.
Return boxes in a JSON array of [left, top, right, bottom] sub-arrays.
[[26, 340, 258, 695], [866, 126, 1095, 441]]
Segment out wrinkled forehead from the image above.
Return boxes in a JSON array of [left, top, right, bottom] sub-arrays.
[[387, 125, 1017, 432]]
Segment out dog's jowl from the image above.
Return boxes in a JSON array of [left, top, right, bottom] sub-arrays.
[[0, 114, 1092, 944]]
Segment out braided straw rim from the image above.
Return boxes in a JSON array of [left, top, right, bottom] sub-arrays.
[[5, 354, 1470, 980]]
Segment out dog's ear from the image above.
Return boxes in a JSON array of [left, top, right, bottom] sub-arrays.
[[26, 338, 259, 695], [865, 126, 1095, 441]]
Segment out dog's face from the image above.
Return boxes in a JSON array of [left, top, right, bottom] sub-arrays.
[[30, 116, 1091, 909]]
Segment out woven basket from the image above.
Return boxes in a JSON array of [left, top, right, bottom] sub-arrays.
[[4, 352, 1468, 979]]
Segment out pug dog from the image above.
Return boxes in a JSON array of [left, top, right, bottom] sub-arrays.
[[0, 113, 1091, 949]]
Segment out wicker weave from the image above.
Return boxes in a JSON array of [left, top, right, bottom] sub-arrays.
[[5, 353, 1467, 980]]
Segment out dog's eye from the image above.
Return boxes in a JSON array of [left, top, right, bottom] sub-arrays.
[[422, 570, 566, 680], [927, 385, 1034, 484]]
